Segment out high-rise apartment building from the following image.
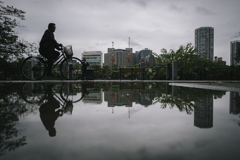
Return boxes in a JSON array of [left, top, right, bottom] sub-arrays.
[[139, 48, 152, 63], [195, 27, 214, 61], [230, 40, 240, 66]]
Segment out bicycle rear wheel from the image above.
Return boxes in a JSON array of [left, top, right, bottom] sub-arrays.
[[60, 57, 82, 80], [21, 56, 47, 80]]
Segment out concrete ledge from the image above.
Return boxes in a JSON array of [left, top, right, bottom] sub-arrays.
[[169, 83, 240, 93], [1, 80, 240, 84]]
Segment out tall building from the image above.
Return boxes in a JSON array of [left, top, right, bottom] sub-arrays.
[[82, 51, 103, 67], [195, 27, 214, 61], [230, 40, 240, 66], [138, 48, 152, 63], [104, 48, 135, 67]]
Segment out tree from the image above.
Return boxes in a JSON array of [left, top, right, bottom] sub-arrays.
[[153, 43, 214, 68], [0, 1, 37, 65]]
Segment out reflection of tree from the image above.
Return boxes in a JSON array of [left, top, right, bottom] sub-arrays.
[[153, 87, 226, 115], [155, 94, 195, 114], [0, 84, 32, 156]]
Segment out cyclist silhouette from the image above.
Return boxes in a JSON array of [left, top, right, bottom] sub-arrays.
[[80, 58, 89, 80], [39, 84, 63, 137], [79, 82, 89, 101], [39, 23, 63, 76]]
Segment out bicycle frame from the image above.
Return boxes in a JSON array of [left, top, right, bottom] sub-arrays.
[[51, 50, 68, 69]]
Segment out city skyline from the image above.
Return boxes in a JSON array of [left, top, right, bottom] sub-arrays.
[[5, 0, 240, 65]]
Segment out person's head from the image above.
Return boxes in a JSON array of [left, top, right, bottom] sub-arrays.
[[48, 23, 56, 32], [49, 127, 56, 137], [82, 58, 86, 62]]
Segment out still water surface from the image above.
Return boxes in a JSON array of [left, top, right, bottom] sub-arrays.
[[1, 82, 240, 160]]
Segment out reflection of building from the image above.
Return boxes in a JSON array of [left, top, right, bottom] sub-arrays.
[[230, 40, 240, 66], [135, 90, 155, 107], [230, 92, 240, 114], [195, 27, 214, 61], [194, 95, 213, 128], [104, 85, 156, 108], [82, 51, 103, 66], [105, 89, 135, 107], [82, 89, 103, 104]]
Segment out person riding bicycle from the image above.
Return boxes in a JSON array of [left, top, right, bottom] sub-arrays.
[[80, 58, 89, 80], [39, 23, 63, 76]]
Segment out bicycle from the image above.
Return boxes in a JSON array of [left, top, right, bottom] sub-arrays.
[[21, 45, 82, 80]]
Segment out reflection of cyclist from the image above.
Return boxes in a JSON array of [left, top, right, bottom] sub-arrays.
[[79, 58, 89, 80], [79, 83, 89, 101], [39, 84, 62, 137], [39, 23, 62, 76]]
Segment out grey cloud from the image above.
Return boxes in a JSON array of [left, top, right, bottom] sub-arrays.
[[169, 4, 184, 12], [134, 0, 148, 7], [118, 0, 148, 7], [232, 31, 240, 38], [195, 139, 214, 148], [131, 40, 142, 47], [96, 42, 108, 46], [196, 6, 215, 15]]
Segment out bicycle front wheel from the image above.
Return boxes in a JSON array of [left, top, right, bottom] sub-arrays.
[[21, 82, 46, 104], [60, 83, 83, 103], [60, 57, 82, 80], [21, 56, 47, 80]]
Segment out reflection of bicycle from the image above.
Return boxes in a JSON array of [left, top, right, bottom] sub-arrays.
[[21, 83, 83, 115], [21, 45, 82, 80]]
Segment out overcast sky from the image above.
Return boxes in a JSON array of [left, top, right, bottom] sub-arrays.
[[5, 0, 240, 65]]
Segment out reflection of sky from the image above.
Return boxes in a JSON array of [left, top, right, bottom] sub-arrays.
[[3, 91, 240, 160]]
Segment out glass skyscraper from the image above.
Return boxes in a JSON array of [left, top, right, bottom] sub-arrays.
[[195, 27, 214, 61], [230, 40, 240, 66]]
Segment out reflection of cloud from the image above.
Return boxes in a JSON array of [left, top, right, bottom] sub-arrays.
[[168, 142, 183, 150], [195, 139, 214, 148], [129, 108, 142, 115], [196, 7, 215, 15]]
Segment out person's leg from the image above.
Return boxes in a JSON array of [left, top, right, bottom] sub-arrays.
[[81, 69, 86, 80], [40, 51, 54, 76], [52, 51, 60, 61]]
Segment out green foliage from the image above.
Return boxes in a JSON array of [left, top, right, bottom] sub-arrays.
[[92, 64, 106, 79], [145, 64, 166, 80], [0, 1, 37, 65], [151, 43, 240, 80]]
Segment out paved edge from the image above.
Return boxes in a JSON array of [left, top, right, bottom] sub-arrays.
[[1, 80, 240, 83], [169, 83, 240, 93]]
